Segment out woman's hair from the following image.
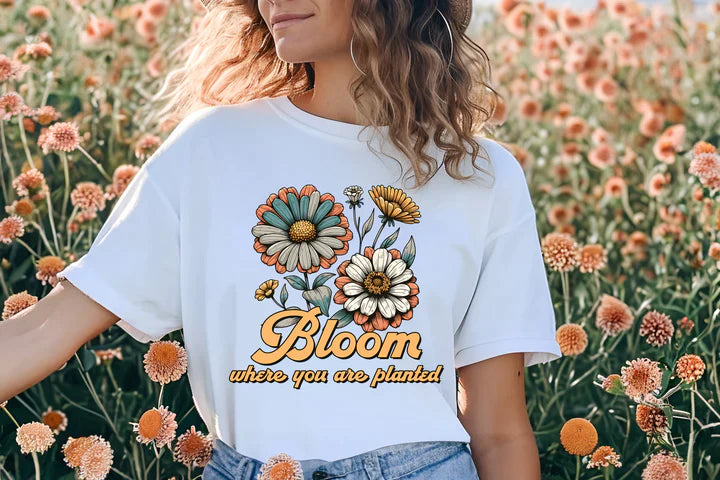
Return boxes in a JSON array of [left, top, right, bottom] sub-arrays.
[[151, 0, 501, 189]]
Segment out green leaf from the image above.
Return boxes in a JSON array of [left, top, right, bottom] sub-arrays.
[[660, 367, 673, 392], [604, 375, 625, 396], [279, 284, 288, 306], [7, 256, 33, 283], [284, 275, 307, 290], [679, 380, 695, 390], [274, 312, 303, 328], [401, 236, 416, 267], [361, 209, 375, 237], [330, 308, 354, 328], [660, 403, 674, 430], [302, 286, 332, 317], [379, 227, 400, 249], [78, 347, 96, 372], [312, 272, 335, 289]]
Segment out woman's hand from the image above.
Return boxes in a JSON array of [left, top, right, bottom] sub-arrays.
[[0, 279, 120, 404], [457, 353, 542, 480]]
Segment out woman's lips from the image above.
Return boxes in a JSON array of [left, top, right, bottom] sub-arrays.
[[273, 15, 313, 31]]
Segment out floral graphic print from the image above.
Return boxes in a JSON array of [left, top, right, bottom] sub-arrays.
[[368, 185, 421, 225], [334, 246, 419, 332], [251, 185, 353, 274], [252, 184, 420, 333]]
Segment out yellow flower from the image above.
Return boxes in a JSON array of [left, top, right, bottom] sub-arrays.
[[255, 279, 279, 301], [368, 185, 420, 225]]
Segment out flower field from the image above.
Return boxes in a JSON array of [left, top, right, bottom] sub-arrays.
[[0, 0, 719, 478]]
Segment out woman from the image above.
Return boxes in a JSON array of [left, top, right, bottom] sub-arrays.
[[0, 1, 562, 479]]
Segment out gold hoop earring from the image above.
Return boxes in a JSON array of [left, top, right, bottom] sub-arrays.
[[349, 7, 455, 77], [350, 32, 366, 76], [435, 8, 454, 69]]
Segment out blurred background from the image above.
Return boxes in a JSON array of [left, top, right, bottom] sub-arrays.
[[1, 0, 720, 479]]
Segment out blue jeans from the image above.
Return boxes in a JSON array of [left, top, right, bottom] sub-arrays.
[[202, 438, 480, 479]]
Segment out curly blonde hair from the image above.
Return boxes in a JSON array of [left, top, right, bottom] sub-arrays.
[[151, 0, 502, 189]]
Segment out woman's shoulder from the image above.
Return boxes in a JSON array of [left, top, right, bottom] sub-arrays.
[[471, 135, 536, 227], [466, 135, 528, 194], [177, 98, 269, 129], [172, 97, 282, 143]]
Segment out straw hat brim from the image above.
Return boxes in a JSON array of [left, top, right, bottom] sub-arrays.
[[449, 0, 473, 32]]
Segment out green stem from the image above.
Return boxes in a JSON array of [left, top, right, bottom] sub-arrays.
[[694, 389, 720, 420], [687, 383, 695, 480], [154, 443, 160, 480], [0, 121, 9, 206], [13, 237, 41, 259], [3, 406, 41, 480], [158, 383, 164, 408], [31, 452, 40, 480], [303, 271, 311, 310], [0, 119, 18, 190], [0, 265, 10, 298], [60, 151, 70, 228], [66, 205, 79, 251], [28, 221, 57, 257], [73, 352, 138, 480], [16, 113, 35, 170], [1, 405, 20, 427], [561, 270, 571, 323], [44, 186, 60, 254], [575, 455, 581, 480], [108, 466, 134, 480], [371, 220, 387, 249], [104, 362, 127, 416], [76, 146, 112, 182]]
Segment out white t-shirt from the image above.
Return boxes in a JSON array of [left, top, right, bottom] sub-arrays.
[[57, 94, 562, 463]]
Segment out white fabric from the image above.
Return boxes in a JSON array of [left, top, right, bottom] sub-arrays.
[[57, 95, 562, 463]]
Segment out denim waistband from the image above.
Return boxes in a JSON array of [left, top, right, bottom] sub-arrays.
[[208, 437, 471, 480]]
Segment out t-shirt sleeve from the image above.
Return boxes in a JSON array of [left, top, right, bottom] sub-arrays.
[[57, 162, 182, 344], [53, 107, 213, 344], [453, 141, 563, 369]]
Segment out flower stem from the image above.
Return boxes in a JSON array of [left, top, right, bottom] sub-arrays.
[[693, 389, 720, 420], [1, 405, 19, 427], [371, 220, 387, 249], [13, 237, 41, 259], [154, 443, 160, 480], [687, 383, 695, 480], [3, 406, 41, 480], [104, 362, 127, 416], [575, 455, 581, 480], [73, 352, 138, 480], [158, 383, 165, 409], [0, 264, 10, 298], [0, 119, 18, 188], [60, 151, 71, 227], [16, 113, 36, 170], [44, 186, 61, 254], [561, 270, 571, 323], [303, 271, 311, 310], [28, 221, 57, 257], [660, 381, 684, 401], [31, 452, 40, 480], [76, 146, 112, 182]]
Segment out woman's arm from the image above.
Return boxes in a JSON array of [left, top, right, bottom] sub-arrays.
[[457, 352, 542, 480], [0, 279, 120, 404]]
